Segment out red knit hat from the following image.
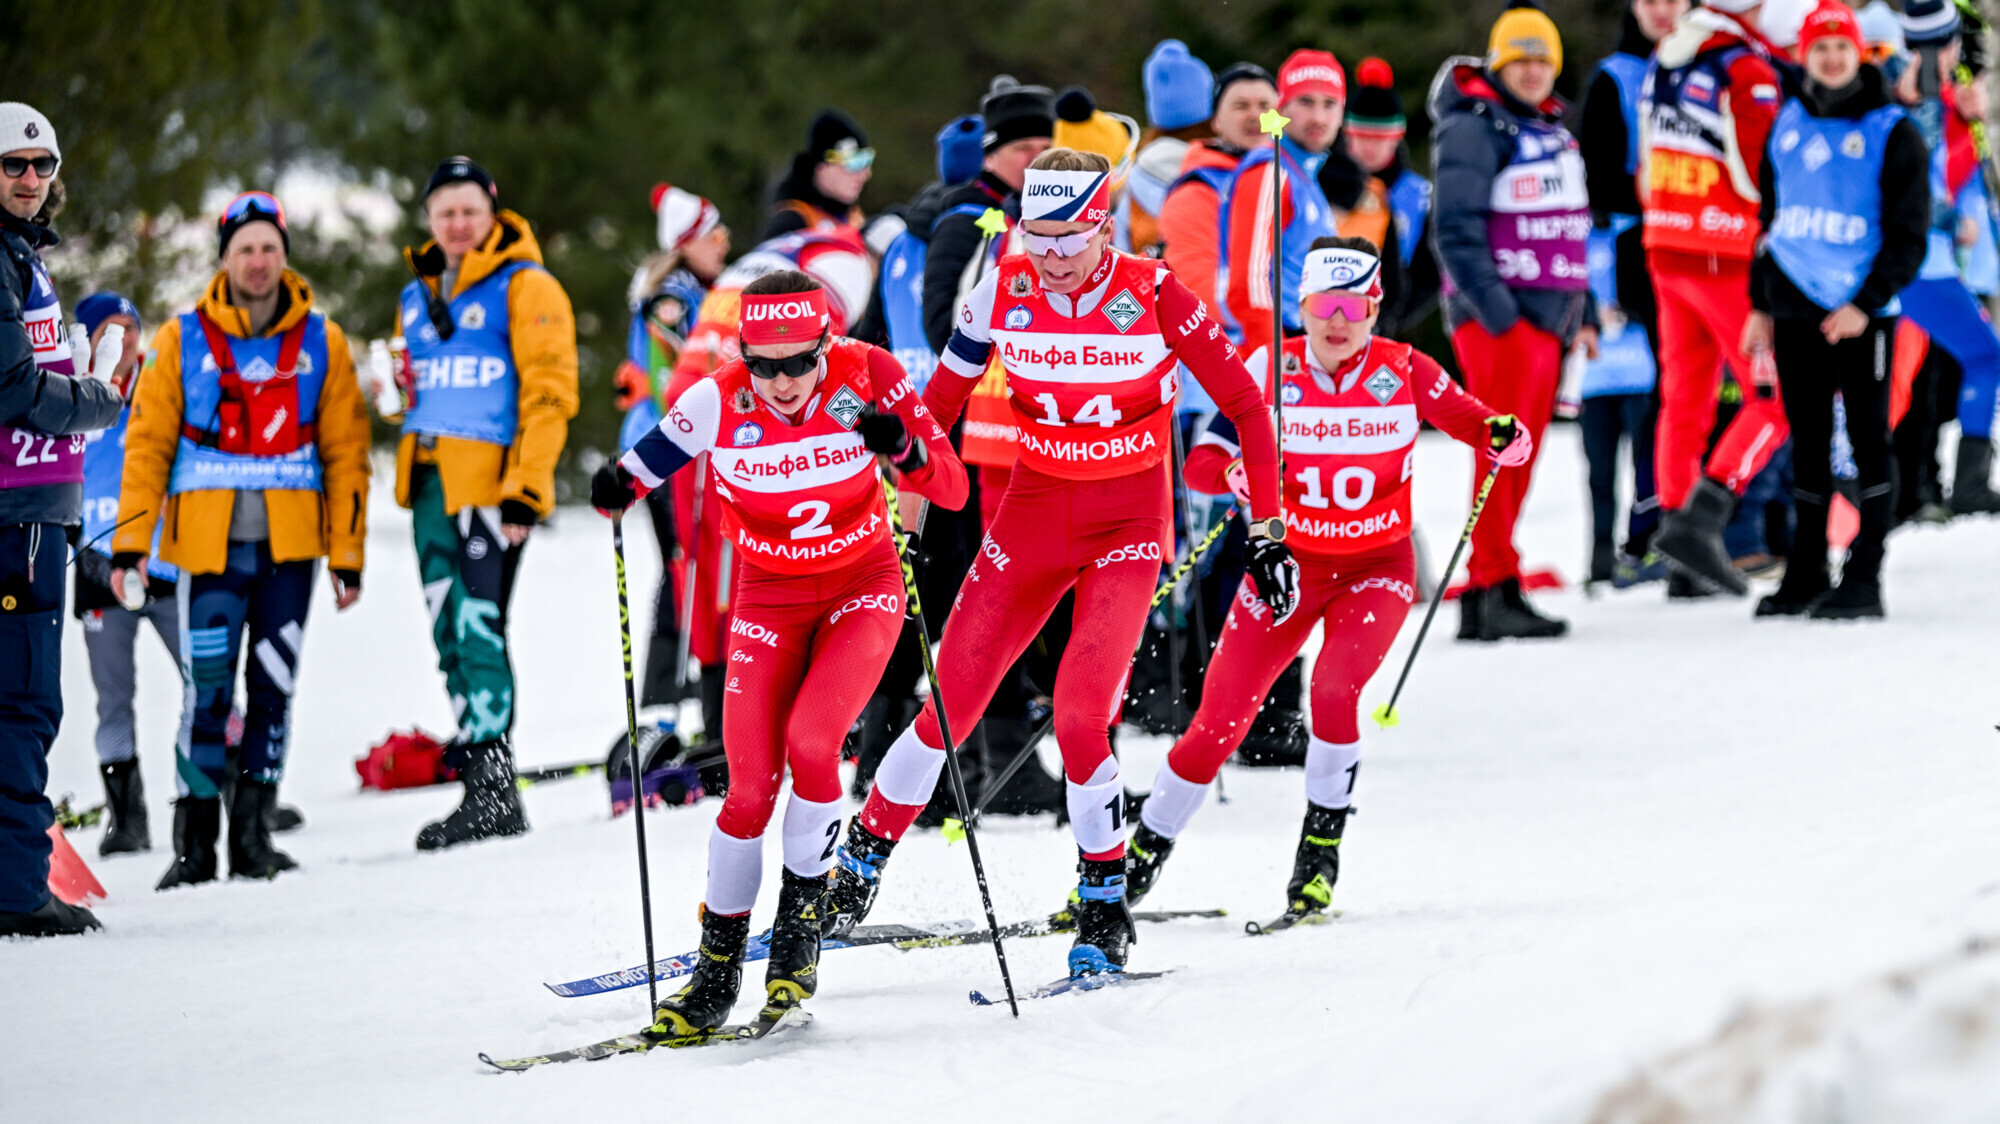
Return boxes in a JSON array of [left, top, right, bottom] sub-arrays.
[[1277, 49, 1346, 104], [1798, 0, 1865, 53]]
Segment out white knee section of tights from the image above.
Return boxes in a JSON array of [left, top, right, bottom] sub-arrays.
[[1139, 758, 1210, 840], [704, 823, 764, 917], [781, 793, 844, 878], [1304, 736, 1361, 810], [873, 724, 947, 806], [1066, 756, 1125, 855]]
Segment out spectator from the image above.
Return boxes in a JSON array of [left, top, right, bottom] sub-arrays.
[[1341, 57, 1440, 339], [1128, 40, 1215, 257], [759, 109, 872, 240]]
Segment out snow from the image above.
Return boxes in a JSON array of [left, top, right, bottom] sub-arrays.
[[11, 429, 2000, 1122]]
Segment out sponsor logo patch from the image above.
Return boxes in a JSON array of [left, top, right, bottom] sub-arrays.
[[1364, 367, 1402, 405], [1102, 289, 1144, 333], [825, 384, 866, 429]]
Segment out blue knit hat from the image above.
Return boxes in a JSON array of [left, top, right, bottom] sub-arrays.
[[936, 115, 985, 185], [1900, 0, 1960, 45], [1144, 40, 1214, 130], [75, 292, 140, 338]]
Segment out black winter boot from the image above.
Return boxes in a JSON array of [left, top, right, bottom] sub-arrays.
[[1758, 490, 1829, 618], [1124, 823, 1177, 907], [1481, 578, 1568, 639], [228, 779, 297, 879], [155, 797, 222, 891], [1950, 438, 2000, 515], [1655, 478, 1749, 595], [1810, 580, 1885, 620], [1281, 803, 1352, 921], [98, 757, 151, 857], [1588, 537, 1617, 585], [1456, 584, 1489, 640], [823, 819, 896, 936], [765, 868, 830, 1007], [649, 907, 751, 1037], [0, 896, 101, 937], [1068, 855, 1136, 977], [416, 738, 528, 851]]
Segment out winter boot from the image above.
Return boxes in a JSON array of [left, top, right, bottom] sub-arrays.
[[1455, 584, 1489, 640], [1613, 549, 1669, 588], [1949, 438, 2000, 515], [155, 796, 222, 891], [1475, 578, 1568, 639], [1755, 569, 1829, 617], [228, 779, 297, 880], [765, 868, 830, 1008], [823, 819, 896, 936], [416, 738, 528, 852], [1654, 478, 1749, 595], [1757, 490, 1829, 618], [268, 802, 304, 834], [1068, 855, 1136, 977], [98, 757, 151, 857], [1666, 569, 1717, 599], [1281, 803, 1353, 921], [1124, 823, 1177, 907], [1588, 537, 1616, 585], [0, 896, 101, 937], [1810, 580, 1885, 620], [648, 907, 751, 1038]]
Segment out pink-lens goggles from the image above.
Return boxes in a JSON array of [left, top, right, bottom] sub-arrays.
[[1022, 228, 1097, 259], [1302, 291, 1375, 323]]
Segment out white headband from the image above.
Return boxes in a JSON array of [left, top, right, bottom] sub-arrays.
[[1300, 247, 1383, 299], [1019, 169, 1112, 224]]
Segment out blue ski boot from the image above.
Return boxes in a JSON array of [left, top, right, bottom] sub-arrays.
[[1068, 855, 1136, 977], [823, 820, 895, 937]]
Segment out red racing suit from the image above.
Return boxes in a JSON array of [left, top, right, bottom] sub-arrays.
[[858, 249, 1282, 861]]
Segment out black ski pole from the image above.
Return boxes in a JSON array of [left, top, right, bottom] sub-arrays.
[[1372, 461, 1503, 729], [881, 471, 1021, 1018], [611, 518, 663, 1014]]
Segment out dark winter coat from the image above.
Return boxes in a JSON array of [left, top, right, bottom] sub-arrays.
[[758, 154, 864, 242], [0, 208, 123, 528], [1577, 12, 1655, 224], [1428, 59, 1598, 343], [922, 171, 1015, 353]]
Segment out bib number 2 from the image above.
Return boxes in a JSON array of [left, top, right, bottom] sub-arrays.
[[788, 500, 832, 540]]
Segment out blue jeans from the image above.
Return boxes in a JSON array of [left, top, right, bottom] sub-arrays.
[[0, 523, 66, 913], [1901, 276, 2000, 439], [181, 542, 315, 796], [1578, 391, 1660, 550]]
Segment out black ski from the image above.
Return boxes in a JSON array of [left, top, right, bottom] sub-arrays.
[[970, 970, 1173, 1005], [479, 1005, 811, 1071], [1243, 908, 1342, 936]]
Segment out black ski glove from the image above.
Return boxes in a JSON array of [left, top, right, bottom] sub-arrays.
[[1246, 532, 1301, 623], [856, 404, 927, 472], [499, 499, 539, 529], [332, 569, 362, 595], [591, 462, 639, 517]]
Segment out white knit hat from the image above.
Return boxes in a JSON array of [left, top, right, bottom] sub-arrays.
[[0, 103, 59, 161]]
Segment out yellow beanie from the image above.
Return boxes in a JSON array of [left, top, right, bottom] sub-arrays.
[[1488, 4, 1563, 76], [1053, 87, 1140, 191]]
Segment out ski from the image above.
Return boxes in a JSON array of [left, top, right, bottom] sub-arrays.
[[545, 909, 1224, 998], [479, 1004, 811, 1071], [969, 970, 1173, 1006], [1243, 908, 1342, 936]]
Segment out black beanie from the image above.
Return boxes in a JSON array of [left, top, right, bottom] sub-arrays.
[[806, 109, 869, 159], [423, 156, 498, 205], [1345, 58, 1406, 133], [980, 76, 1056, 153], [1210, 61, 1277, 115]]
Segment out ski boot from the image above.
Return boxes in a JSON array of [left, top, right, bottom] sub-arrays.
[[156, 797, 223, 891], [1455, 584, 1490, 640], [1483, 578, 1568, 639], [1068, 855, 1136, 977], [1124, 823, 1177, 908], [765, 868, 829, 1010], [98, 756, 151, 857], [1279, 803, 1352, 922], [416, 737, 528, 851], [0, 896, 101, 937], [1809, 580, 1885, 620], [823, 819, 895, 937], [649, 907, 751, 1038], [1654, 478, 1748, 595], [228, 779, 298, 879]]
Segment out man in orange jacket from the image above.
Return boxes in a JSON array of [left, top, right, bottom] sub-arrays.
[[113, 192, 371, 890]]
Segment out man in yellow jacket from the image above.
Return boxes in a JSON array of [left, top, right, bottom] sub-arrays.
[[111, 192, 370, 889], [394, 158, 578, 852]]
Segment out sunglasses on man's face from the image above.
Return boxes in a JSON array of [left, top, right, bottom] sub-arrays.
[[741, 333, 828, 380], [1, 155, 58, 179], [1302, 291, 1376, 323], [1022, 225, 1102, 259], [825, 147, 876, 173]]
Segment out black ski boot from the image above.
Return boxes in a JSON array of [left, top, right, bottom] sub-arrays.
[[1482, 578, 1568, 639], [765, 868, 830, 1009], [155, 796, 222, 891], [649, 907, 751, 1037], [1124, 823, 1177, 907], [228, 779, 297, 879], [1655, 478, 1748, 595], [1810, 580, 1884, 620], [0, 896, 101, 937], [1068, 855, 1136, 976], [98, 757, 151, 857], [416, 738, 528, 852], [1950, 438, 2000, 515], [1455, 584, 1490, 640], [823, 819, 895, 936], [1281, 803, 1353, 921]]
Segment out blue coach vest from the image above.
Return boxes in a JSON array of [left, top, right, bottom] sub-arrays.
[[82, 408, 176, 578], [1601, 51, 1649, 175], [169, 311, 329, 495], [1217, 137, 1337, 335], [1766, 99, 1904, 314], [400, 260, 536, 446], [1386, 168, 1432, 270]]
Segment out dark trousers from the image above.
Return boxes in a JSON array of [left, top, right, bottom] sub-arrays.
[[0, 523, 67, 912], [1772, 316, 1897, 586], [184, 542, 316, 794], [1578, 390, 1661, 551]]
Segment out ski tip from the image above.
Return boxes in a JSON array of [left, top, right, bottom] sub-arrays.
[[1370, 703, 1399, 729], [969, 989, 995, 1006]]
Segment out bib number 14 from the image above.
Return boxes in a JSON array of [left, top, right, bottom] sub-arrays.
[[1032, 393, 1122, 428]]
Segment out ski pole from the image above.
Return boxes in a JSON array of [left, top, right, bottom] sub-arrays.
[[1261, 108, 1290, 453], [950, 504, 1238, 833], [1371, 461, 1503, 729], [611, 518, 662, 1014], [881, 471, 1020, 1018], [672, 455, 707, 693]]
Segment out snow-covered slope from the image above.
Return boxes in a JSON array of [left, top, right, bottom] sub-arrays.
[[10, 428, 1999, 1123]]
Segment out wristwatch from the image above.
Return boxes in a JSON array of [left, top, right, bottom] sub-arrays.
[[1247, 516, 1286, 542]]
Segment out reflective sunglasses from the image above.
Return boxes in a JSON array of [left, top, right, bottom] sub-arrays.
[[1021, 224, 1102, 259], [825, 146, 876, 173], [741, 332, 829, 380], [1301, 291, 1376, 323], [0, 155, 58, 179], [222, 191, 286, 225]]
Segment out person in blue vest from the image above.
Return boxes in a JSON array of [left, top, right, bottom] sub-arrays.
[[1339, 56, 1440, 339], [112, 192, 372, 889], [1577, 0, 1687, 586], [869, 115, 985, 382], [70, 292, 179, 858], [1741, 0, 1928, 620], [393, 158, 579, 852], [0, 102, 125, 937]]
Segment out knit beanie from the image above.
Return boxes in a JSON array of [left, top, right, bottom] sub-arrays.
[[936, 115, 986, 184], [980, 77, 1057, 153], [423, 156, 497, 205], [0, 103, 58, 160], [1900, 0, 1960, 45], [1144, 40, 1215, 130], [1344, 58, 1407, 136], [1798, 0, 1864, 54], [1210, 62, 1278, 115], [1277, 49, 1347, 105], [1052, 87, 1139, 173], [1855, 0, 1905, 49], [805, 109, 869, 162], [1489, 0, 1564, 76], [75, 292, 139, 338]]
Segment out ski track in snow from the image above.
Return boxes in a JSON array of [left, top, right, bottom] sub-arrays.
[[9, 430, 2000, 1122]]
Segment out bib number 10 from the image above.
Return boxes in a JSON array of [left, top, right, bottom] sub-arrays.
[[1295, 465, 1374, 511], [1032, 393, 1122, 428]]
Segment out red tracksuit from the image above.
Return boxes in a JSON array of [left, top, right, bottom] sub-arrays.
[[858, 249, 1282, 860]]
